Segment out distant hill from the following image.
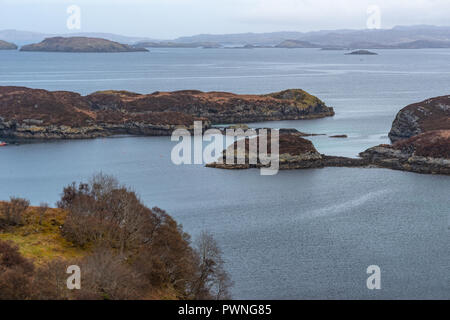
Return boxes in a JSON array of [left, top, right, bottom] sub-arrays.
[[0, 40, 17, 50], [394, 39, 450, 49], [20, 37, 148, 53], [134, 41, 221, 49], [3, 25, 450, 49], [275, 40, 320, 48], [173, 25, 450, 48]]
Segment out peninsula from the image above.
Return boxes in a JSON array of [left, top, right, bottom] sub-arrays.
[[0, 87, 334, 139]]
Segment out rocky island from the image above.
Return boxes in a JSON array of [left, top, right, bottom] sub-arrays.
[[0, 40, 17, 50], [208, 96, 450, 175], [206, 130, 368, 170], [20, 37, 148, 53], [0, 86, 334, 139], [345, 50, 378, 55]]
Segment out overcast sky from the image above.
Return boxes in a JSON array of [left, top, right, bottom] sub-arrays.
[[1, 0, 450, 38]]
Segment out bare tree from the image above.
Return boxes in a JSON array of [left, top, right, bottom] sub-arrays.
[[193, 231, 232, 300], [74, 248, 146, 300], [1, 197, 30, 226]]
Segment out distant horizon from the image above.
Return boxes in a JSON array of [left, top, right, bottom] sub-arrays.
[[3, 24, 450, 42], [2, 0, 450, 39]]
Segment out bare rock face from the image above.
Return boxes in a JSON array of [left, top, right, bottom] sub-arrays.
[[20, 37, 148, 53], [360, 130, 450, 175], [389, 95, 450, 142], [0, 86, 333, 139]]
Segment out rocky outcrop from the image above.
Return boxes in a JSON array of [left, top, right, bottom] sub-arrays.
[[206, 131, 368, 170], [358, 96, 450, 175], [345, 50, 377, 55], [20, 37, 148, 53], [329, 134, 347, 138], [360, 130, 450, 174], [388, 95, 450, 142], [0, 86, 333, 139], [0, 40, 17, 50]]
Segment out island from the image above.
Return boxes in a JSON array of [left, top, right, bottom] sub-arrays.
[[0, 86, 334, 139], [208, 96, 450, 175], [345, 50, 378, 55], [206, 130, 368, 170], [0, 40, 18, 50], [20, 37, 148, 53]]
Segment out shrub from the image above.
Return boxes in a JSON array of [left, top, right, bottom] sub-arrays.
[[74, 248, 147, 300], [30, 259, 72, 300], [0, 240, 35, 299], [0, 197, 30, 227]]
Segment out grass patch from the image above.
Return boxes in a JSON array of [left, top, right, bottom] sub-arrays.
[[0, 204, 86, 264]]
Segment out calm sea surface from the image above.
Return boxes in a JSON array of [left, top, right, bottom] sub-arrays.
[[0, 48, 449, 299]]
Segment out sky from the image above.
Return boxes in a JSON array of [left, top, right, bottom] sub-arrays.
[[1, 0, 450, 39]]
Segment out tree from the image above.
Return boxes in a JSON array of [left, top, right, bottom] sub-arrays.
[[73, 248, 146, 300], [0, 197, 30, 227], [193, 231, 232, 300], [55, 174, 233, 300]]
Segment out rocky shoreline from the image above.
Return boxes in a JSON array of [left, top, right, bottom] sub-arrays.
[[360, 130, 450, 174], [2, 85, 448, 175], [0, 86, 334, 140], [206, 131, 370, 171], [388, 95, 450, 142], [208, 96, 450, 175]]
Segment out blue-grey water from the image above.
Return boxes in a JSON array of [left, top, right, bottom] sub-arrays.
[[0, 48, 449, 299]]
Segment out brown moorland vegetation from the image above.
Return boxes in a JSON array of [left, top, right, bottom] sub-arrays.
[[389, 95, 450, 142], [0, 174, 231, 300], [0, 86, 334, 139]]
